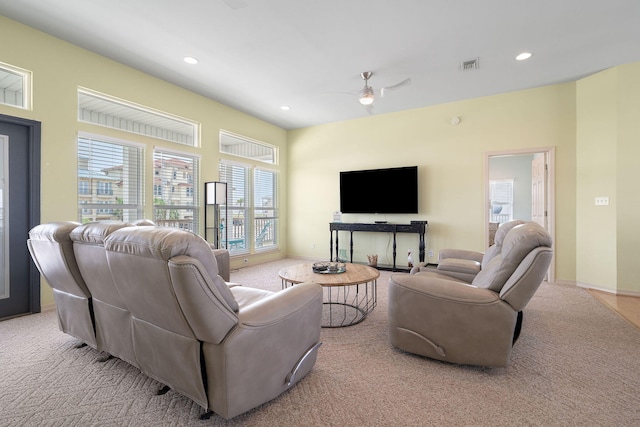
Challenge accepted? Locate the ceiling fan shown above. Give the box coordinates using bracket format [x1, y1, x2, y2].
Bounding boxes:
[358, 71, 412, 108]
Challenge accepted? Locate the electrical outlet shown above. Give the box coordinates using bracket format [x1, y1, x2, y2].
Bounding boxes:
[428, 250, 434, 258]
[595, 196, 609, 206]
[311, 242, 315, 249]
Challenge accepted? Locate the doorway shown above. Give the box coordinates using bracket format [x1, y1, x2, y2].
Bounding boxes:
[484, 147, 555, 283]
[0, 114, 41, 320]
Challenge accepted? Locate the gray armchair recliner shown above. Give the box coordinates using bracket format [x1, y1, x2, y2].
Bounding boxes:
[389, 222, 553, 368]
[411, 219, 525, 282]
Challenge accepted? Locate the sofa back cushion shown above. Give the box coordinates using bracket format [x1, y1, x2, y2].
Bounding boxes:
[106, 226, 238, 312]
[472, 222, 552, 293]
[481, 220, 525, 269]
[27, 221, 97, 348]
[70, 221, 138, 364]
[70, 221, 134, 306]
[28, 221, 89, 297]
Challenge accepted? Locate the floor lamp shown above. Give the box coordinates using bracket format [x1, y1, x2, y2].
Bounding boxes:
[205, 181, 227, 249]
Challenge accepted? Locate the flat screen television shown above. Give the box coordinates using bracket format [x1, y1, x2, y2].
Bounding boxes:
[340, 166, 419, 214]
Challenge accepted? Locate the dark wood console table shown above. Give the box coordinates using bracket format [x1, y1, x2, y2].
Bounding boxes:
[329, 221, 427, 271]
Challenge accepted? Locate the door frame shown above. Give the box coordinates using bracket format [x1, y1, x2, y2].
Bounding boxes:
[484, 146, 555, 284]
[0, 113, 41, 314]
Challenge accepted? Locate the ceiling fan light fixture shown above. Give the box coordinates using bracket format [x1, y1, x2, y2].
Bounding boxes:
[516, 52, 533, 61]
[359, 86, 375, 105]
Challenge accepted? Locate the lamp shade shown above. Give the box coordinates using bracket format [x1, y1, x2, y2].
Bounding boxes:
[206, 181, 227, 205]
[359, 86, 374, 105]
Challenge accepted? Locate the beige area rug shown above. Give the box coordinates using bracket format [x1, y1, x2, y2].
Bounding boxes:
[1, 258, 640, 426]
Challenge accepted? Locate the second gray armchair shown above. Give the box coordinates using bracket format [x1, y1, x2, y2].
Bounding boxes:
[389, 222, 553, 368]
[411, 220, 525, 282]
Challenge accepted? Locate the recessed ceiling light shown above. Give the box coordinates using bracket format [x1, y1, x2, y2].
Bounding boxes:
[515, 52, 532, 61]
[280, 105, 291, 111]
[183, 56, 199, 65]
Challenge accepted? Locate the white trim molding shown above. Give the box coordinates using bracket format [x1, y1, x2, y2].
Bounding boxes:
[576, 281, 640, 297]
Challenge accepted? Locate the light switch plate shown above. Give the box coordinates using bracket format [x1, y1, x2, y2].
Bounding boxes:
[595, 196, 609, 206]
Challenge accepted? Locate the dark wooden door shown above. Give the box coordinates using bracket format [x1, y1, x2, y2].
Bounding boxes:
[0, 114, 41, 320]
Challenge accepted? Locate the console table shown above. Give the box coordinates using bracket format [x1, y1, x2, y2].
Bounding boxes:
[329, 221, 427, 272]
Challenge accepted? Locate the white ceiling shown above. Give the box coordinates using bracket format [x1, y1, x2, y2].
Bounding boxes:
[2, 0, 640, 129]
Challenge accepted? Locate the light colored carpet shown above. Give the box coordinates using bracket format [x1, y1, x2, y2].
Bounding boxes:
[1, 258, 640, 426]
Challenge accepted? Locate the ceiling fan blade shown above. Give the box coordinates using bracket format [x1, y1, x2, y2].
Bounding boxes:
[223, 0, 248, 9]
[322, 91, 357, 96]
[380, 77, 412, 98]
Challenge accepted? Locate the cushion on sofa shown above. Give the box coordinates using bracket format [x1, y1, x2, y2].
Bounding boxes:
[105, 227, 239, 312]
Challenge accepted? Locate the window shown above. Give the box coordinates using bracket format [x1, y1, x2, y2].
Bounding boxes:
[220, 131, 276, 164]
[218, 131, 279, 254]
[153, 149, 199, 232]
[77, 135, 144, 223]
[78, 181, 90, 195]
[97, 181, 113, 196]
[254, 169, 277, 249]
[489, 179, 514, 223]
[219, 162, 278, 253]
[219, 162, 249, 252]
[78, 88, 199, 146]
[0, 62, 31, 110]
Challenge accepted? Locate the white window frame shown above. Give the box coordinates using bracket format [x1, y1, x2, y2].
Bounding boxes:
[253, 168, 278, 251]
[220, 130, 277, 164]
[0, 62, 32, 110]
[77, 132, 145, 223]
[153, 147, 200, 233]
[219, 161, 250, 254]
[78, 88, 200, 147]
[219, 163, 279, 255]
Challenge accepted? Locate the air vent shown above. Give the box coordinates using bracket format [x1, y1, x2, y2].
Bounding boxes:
[460, 58, 479, 71]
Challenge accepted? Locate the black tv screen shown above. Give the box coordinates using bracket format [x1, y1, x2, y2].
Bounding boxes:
[340, 166, 419, 214]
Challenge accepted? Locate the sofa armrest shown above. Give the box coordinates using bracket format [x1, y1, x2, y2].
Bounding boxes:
[438, 248, 484, 263]
[239, 282, 322, 326]
[203, 282, 323, 418]
[391, 273, 497, 302]
[436, 258, 481, 282]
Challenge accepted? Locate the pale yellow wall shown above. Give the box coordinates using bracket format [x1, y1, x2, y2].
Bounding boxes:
[576, 69, 619, 291]
[288, 84, 577, 282]
[0, 16, 288, 306]
[575, 63, 640, 294]
[616, 63, 640, 293]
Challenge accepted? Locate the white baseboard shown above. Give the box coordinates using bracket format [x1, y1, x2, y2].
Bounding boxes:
[576, 281, 640, 297]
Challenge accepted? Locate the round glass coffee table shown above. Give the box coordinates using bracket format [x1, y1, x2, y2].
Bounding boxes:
[279, 263, 379, 328]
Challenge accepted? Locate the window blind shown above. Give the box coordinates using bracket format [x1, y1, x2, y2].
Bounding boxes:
[153, 149, 199, 232]
[77, 136, 144, 223]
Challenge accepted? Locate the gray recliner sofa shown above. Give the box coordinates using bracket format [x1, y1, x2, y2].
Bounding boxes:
[28, 222, 323, 420]
[389, 222, 553, 368]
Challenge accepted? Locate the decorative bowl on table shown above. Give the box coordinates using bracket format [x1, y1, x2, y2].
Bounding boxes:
[312, 262, 346, 274]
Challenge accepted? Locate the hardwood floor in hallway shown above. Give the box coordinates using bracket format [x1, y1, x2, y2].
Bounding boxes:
[588, 289, 640, 330]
